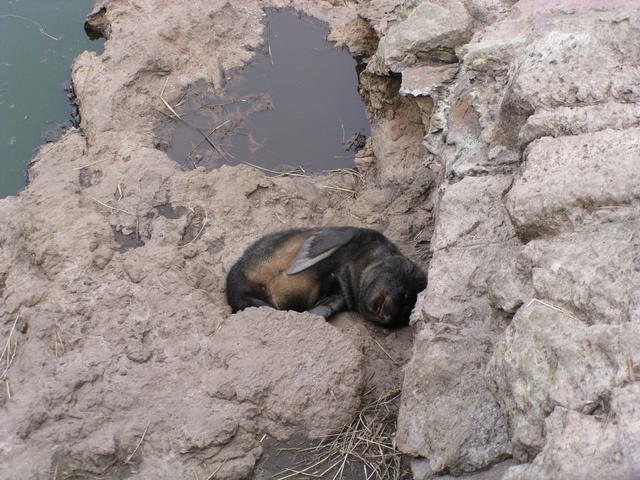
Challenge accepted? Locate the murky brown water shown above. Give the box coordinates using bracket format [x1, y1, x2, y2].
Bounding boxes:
[163, 8, 370, 173]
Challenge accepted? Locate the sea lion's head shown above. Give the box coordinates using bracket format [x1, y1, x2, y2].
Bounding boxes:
[358, 256, 427, 328]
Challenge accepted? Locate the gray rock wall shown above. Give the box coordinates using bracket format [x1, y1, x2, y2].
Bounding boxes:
[372, 0, 640, 477]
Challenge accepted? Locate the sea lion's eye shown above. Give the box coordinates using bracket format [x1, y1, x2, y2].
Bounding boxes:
[369, 291, 386, 317]
[258, 284, 267, 293]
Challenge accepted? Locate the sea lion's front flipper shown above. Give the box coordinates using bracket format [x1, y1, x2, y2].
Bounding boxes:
[286, 227, 359, 275]
[308, 294, 346, 319]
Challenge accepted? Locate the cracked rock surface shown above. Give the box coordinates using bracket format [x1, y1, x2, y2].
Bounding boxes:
[394, 0, 640, 478]
[1, 0, 640, 479]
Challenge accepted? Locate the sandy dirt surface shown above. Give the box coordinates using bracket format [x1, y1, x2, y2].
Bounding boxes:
[1, 0, 639, 479]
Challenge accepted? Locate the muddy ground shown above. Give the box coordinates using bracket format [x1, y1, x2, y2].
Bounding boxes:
[1, 1, 640, 479]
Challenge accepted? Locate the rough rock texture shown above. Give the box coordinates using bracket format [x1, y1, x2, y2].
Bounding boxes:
[506, 129, 640, 240]
[392, 0, 640, 477]
[489, 302, 640, 460]
[368, 0, 473, 75]
[2, 0, 640, 478]
[502, 384, 640, 480]
[397, 174, 516, 474]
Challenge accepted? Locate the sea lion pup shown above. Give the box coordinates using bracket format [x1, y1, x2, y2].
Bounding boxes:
[226, 226, 427, 328]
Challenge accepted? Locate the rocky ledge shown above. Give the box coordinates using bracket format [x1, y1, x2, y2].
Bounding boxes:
[0, 1, 639, 479]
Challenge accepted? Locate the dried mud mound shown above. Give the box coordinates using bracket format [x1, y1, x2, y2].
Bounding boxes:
[0, 1, 427, 479]
[1, 0, 640, 479]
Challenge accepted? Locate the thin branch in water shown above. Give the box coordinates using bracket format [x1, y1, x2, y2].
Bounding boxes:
[0, 14, 61, 41]
[174, 88, 190, 108]
[267, 20, 274, 65]
[160, 96, 183, 120]
[158, 78, 185, 120]
[189, 119, 231, 154]
[199, 132, 228, 160]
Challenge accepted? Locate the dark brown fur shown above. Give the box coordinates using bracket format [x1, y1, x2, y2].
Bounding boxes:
[226, 227, 427, 328]
[242, 231, 320, 310]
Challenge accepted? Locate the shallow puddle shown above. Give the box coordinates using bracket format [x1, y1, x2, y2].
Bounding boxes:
[164, 9, 370, 173]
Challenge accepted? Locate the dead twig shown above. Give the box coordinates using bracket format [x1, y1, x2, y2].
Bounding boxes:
[124, 420, 151, 464]
[157, 81, 232, 164]
[89, 196, 134, 216]
[73, 158, 109, 171]
[178, 212, 209, 248]
[189, 119, 231, 155]
[159, 76, 169, 98]
[174, 88, 189, 108]
[526, 298, 581, 322]
[627, 356, 636, 383]
[205, 461, 225, 480]
[323, 167, 362, 178]
[320, 185, 356, 195]
[372, 338, 401, 366]
[1, 330, 18, 379]
[240, 161, 306, 177]
[62, 473, 103, 480]
[0, 14, 61, 40]
[0, 315, 19, 365]
[267, 21, 274, 65]
[158, 78, 184, 121]
[54, 327, 65, 358]
[204, 134, 229, 160]
[160, 96, 183, 120]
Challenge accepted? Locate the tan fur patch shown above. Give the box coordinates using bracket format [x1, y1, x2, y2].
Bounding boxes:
[245, 231, 320, 309]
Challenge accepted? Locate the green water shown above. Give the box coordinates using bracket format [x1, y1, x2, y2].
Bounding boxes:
[0, 0, 103, 198]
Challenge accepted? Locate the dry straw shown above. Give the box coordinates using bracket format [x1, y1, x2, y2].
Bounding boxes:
[274, 389, 407, 480]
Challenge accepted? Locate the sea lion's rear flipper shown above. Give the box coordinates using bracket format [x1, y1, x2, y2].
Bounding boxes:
[286, 227, 359, 275]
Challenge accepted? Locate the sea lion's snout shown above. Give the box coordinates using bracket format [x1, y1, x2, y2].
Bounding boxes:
[359, 256, 427, 328]
[361, 285, 403, 327]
